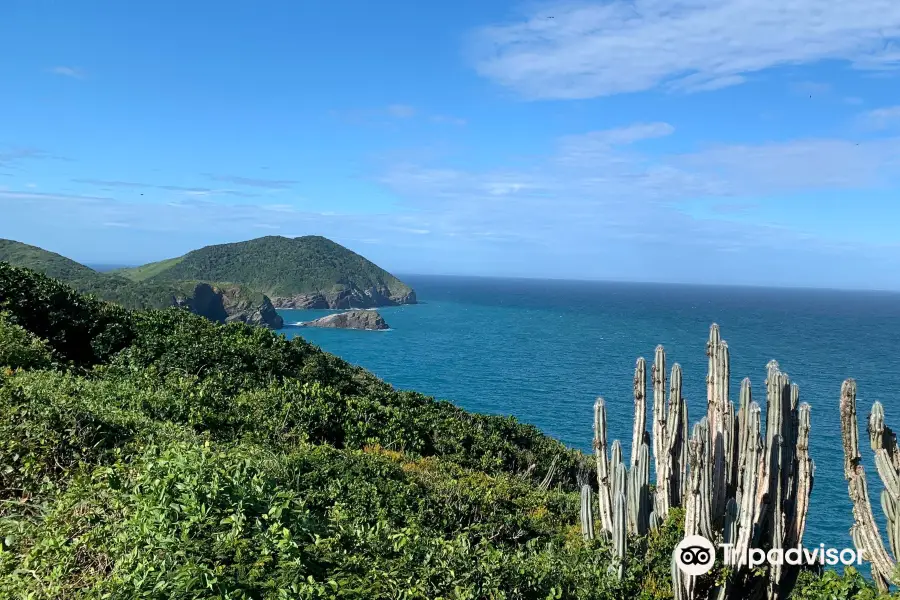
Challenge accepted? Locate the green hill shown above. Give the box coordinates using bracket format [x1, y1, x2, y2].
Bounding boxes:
[0, 239, 282, 328]
[0, 238, 108, 284]
[117, 235, 417, 308]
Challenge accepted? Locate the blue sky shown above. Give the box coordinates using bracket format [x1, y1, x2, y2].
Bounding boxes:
[2, 1, 900, 289]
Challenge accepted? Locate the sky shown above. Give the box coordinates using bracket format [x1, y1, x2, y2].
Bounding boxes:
[2, 0, 900, 290]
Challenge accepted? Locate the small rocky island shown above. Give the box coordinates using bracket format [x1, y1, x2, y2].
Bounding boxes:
[301, 310, 389, 331]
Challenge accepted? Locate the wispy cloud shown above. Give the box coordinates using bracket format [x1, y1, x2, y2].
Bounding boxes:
[0, 147, 48, 169]
[49, 66, 85, 79]
[471, 0, 900, 99]
[431, 115, 468, 126]
[207, 174, 298, 189]
[789, 81, 833, 97]
[378, 122, 900, 256]
[74, 178, 259, 197]
[386, 104, 417, 118]
[331, 105, 467, 127]
[859, 105, 900, 129]
[0, 190, 111, 203]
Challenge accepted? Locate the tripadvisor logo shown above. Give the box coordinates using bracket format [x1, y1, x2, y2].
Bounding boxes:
[673, 535, 866, 576]
[674, 535, 716, 576]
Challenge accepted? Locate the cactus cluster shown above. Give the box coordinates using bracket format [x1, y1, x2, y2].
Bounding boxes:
[840, 379, 900, 591]
[583, 324, 814, 600]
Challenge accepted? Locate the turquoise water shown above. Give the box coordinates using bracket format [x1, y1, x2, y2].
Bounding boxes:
[281, 274, 900, 551]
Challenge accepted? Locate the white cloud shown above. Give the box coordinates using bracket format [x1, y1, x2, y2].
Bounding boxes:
[50, 66, 85, 79]
[471, 0, 900, 99]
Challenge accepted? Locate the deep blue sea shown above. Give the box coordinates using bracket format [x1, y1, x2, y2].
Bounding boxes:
[279, 274, 900, 553]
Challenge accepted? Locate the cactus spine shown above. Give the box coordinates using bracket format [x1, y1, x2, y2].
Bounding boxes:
[840, 379, 897, 591]
[587, 324, 814, 600]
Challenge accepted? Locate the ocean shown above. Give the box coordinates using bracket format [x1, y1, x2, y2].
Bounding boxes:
[279, 274, 900, 551]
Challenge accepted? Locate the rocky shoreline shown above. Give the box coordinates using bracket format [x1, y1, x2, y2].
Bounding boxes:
[272, 287, 416, 310]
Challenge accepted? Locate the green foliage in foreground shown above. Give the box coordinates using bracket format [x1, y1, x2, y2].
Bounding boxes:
[0, 262, 894, 598]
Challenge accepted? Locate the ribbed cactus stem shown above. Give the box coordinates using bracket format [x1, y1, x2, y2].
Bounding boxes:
[652, 345, 669, 517]
[632, 357, 648, 468]
[734, 402, 761, 569]
[593, 397, 614, 533]
[612, 464, 627, 581]
[628, 441, 651, 535]
[686, 418, 713, 541]
[715, 498, 739, 600]
[870, 402, 900, 560]
[667, 363, 689, 508]
[736, 378, 752, 491]
[672, 555, 686, 600]
[613, 456, 626, 511]
[580, 485, 595, 541]
[787, 402, 814, 549]
[706, 324, 730, 524]
[840, 379, 896, 589]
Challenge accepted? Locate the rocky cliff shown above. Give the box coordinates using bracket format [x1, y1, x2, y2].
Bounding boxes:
[272, 287, 416, 310]
[177, 283, 284, 329]
[300, 310, 389, 330]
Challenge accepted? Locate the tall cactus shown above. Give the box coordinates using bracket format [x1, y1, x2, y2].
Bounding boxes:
[593, 398, 614, 533]
[632, 357, 648, 468]
[587, 323, 814, 600]
[580, 485, 595, 541]
[612, 473, 627, 580]
[839, 379, 897, 591]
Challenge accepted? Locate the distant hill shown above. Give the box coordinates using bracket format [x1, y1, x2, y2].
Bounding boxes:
[116, 235, 417, 309]
[0, 239, 282, 328]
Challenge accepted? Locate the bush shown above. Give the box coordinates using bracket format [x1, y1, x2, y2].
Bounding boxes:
[0, 311, 53, 370]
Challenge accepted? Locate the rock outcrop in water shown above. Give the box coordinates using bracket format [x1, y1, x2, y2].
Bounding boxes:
[300, 310, 389, 330]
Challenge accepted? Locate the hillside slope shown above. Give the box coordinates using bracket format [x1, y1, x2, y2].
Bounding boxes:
[0, 264, 878, 599]
[0, 239, 282, 328]
[119, 235, 417, 309]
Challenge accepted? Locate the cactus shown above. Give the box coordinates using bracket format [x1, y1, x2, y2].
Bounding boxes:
[632, 357, 648, 468]
[580, 484, 595, 541]
[593, 398, 614, 533]
[612, 467, 627, 580]
[628, 441, 652, 535]
[652, 345, 669, 515]
[840, 379, 897, 591]
[586, 323, 814, 600]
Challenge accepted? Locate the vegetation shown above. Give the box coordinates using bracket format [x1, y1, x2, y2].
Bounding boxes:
[115, 235, 415, 300]
[0, 240, 278, 326]
[0, 263, 895, 598]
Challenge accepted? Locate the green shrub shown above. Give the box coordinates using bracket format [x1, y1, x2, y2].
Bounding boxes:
[0, 311, 53, 370]
[0, 263, 135, 367]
